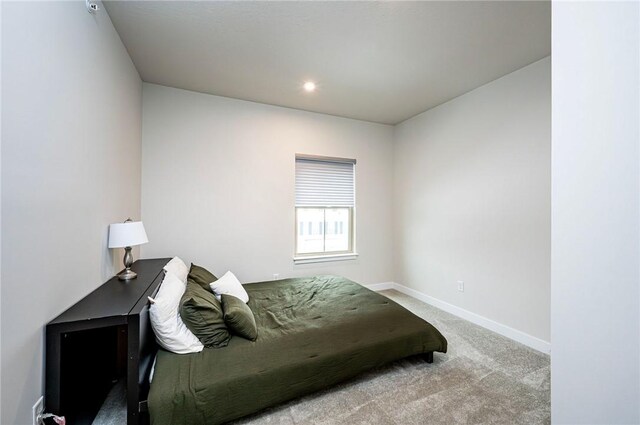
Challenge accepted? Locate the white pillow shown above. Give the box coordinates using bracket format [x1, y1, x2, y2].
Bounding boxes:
[210, 271, 249, 303]
[163, 256, 189, 283]
[149, 272, 203, 354]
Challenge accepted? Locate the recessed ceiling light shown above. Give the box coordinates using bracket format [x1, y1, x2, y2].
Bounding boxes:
[303, 81, 316, 92]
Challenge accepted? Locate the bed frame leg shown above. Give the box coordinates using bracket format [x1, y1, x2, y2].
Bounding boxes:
[424, 352, 434, 364]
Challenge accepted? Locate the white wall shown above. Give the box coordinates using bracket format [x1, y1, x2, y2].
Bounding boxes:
[1, 2, 142, 423]
[551, 2, 639, 424]
[141, 84, 394, 285]
[393, 57, 551, 344]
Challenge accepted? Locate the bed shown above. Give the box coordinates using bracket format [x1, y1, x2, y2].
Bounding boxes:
[148, 275, 447, 425]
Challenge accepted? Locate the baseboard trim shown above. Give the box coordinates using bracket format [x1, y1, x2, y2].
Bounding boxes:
[364, 282, 395, 291]
[367, 281, 551, 355]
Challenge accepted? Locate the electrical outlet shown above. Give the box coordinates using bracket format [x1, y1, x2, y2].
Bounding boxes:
[457, 280, 464, 292]
[32, 396, 44, 425]
[273, 273, 279, 281]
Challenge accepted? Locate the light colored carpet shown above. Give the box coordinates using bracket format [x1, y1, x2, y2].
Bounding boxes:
[231, 289, 550, 425]
[92, 379, 126, 425]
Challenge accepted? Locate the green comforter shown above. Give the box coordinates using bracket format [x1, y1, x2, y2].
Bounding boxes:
[148, 276, 447, 425]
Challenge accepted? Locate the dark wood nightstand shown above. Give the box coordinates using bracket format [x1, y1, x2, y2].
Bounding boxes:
[45, 258, 169, 425]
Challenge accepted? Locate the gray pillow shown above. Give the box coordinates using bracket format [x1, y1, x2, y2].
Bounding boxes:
[188, 263, 218, 292]
[180, 283, 230, 348]
[221, 294, 258, 341]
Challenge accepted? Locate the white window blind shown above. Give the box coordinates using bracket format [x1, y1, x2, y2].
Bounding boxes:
[295, 157, 355, 207]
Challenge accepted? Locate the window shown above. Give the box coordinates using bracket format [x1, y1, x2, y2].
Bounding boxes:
[295, 155, 356, 262]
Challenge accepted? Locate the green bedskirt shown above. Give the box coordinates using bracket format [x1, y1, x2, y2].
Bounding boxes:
[148, 275, 447, 425]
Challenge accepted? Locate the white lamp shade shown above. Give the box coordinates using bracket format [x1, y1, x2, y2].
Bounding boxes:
[108, 221, 149, 248]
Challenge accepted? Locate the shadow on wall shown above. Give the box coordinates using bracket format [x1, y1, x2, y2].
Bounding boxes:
[100, 226, 115, 282]
[14, 330, 44, 424]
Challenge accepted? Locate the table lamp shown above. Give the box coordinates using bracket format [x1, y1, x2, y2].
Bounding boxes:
[108, 219, 149, 280]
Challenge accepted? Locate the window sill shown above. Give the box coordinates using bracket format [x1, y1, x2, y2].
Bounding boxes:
[293, 253, 359, 265]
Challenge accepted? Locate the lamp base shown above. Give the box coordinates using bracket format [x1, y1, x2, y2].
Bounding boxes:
[118, 268, 138, 281]
[118, 246, 137, 281]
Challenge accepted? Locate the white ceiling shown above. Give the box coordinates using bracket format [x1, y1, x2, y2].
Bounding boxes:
[104, 1, 550, 125]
